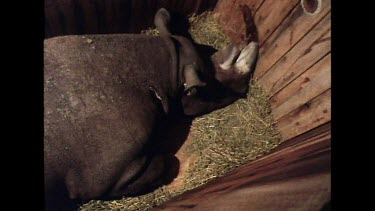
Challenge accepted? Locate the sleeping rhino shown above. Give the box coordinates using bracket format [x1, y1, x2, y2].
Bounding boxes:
[44, 8, 258, 210]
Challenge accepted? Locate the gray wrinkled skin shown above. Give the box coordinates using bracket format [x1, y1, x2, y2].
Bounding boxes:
[44, 8, 259, 211]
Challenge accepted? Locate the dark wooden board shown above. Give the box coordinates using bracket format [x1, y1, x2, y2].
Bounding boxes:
[154, 122, 331, 210]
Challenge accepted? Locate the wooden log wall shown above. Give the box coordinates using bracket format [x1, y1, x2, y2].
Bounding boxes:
[44, 0, 218, 38]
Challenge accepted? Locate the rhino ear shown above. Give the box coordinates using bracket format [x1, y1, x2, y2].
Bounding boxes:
[154, 8, 171, 36]
[183, 63, 206, 95]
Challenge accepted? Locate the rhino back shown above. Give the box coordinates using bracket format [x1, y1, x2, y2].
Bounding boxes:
[44, 34, 173, 199]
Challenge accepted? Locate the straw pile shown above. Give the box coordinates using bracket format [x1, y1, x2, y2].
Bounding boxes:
[80, 11, 281, 211]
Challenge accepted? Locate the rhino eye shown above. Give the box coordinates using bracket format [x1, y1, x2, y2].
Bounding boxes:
[185, 87, 198, 96]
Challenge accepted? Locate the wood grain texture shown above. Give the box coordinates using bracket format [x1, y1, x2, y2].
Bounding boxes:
[154, 123, 331, 210]
[255, 0, 300, 46]
[254, 0, 331, 79]
[44, 0, 218, 38]
[81, 0, 99, 33]
[45, 1, 64, 36]
[214, 0, 265, 19]
[271, 53, 331, 120]
[183, 173, 330, 211]
[56, 0, 78, 35]
[214, 0, 265, 45]
[273, 121, 330, 150]
[276, 89, 331, 141]
[257, 12, 331, 96]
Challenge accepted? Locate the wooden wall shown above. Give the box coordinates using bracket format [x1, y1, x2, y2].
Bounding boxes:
[44, 0, 218, 38]
[215, 0, 331, 143]
[154, 122, 331, 210]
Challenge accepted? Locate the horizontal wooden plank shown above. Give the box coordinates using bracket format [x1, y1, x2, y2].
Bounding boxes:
[154, 125, 330, 210]
[257, 12, 331, 95]
[270, 53, 331, 109]
[255, 0, 300, 46]
[55, 1, 77, 35]
[277, 89, 331, 141]
[271, 53, 331, 120]
[178, 172, 330, 210]
[273, 121, 331, 151]
[82, 0, 100, 33]
[254, 0, 331, 78]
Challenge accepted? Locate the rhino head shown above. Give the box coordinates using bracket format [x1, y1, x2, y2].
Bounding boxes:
[154, 8, 259, 117]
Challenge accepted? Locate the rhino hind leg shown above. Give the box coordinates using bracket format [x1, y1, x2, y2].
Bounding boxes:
[154, 8, 171, 36]
[107, 154, 179, 198]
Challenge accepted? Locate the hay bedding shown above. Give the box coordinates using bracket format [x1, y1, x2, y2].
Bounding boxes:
[80, 12, 281, 211]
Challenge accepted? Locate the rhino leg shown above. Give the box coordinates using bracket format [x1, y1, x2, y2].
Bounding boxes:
[105, 154, 179, 198]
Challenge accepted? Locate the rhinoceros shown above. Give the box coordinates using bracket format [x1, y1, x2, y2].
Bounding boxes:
[44, 8, 258, 210]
